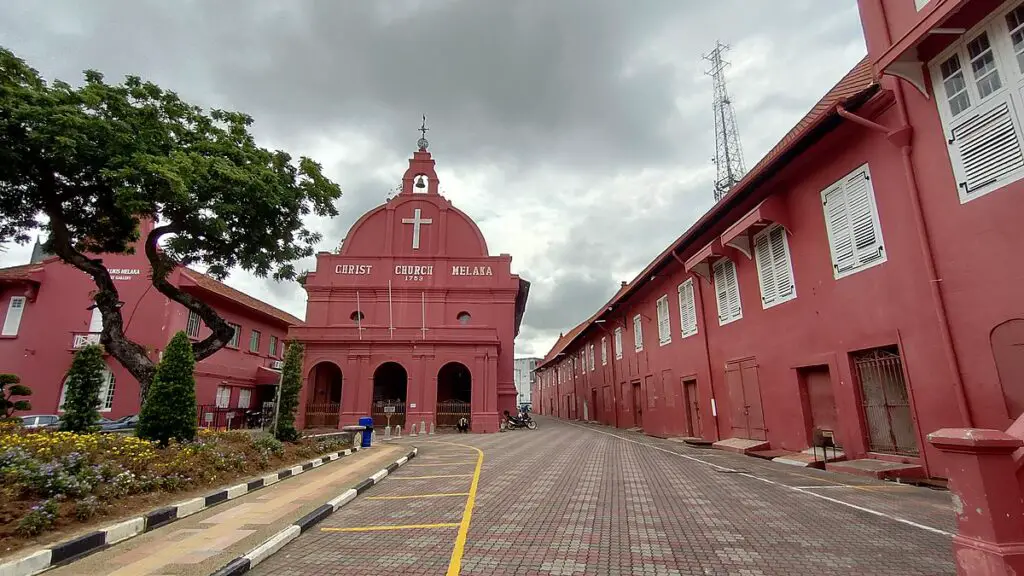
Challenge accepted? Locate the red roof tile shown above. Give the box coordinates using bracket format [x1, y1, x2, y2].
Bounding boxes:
[181, 268, 303, 327]
[547, 57, 877, 357]
[0, 263, 43, 282]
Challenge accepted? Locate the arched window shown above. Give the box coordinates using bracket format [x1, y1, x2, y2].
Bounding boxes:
[457, 311, 471, 325]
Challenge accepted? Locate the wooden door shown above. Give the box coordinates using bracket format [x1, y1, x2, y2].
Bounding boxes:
[621, 381, 633, 427]
[801, 366, 837, 439]
[740, 359, 766, 440]
[632, 381, 643, 428]
[683, 378, 700, 438]
[591, 389, 599, 423]
[725, 362, 747, 438]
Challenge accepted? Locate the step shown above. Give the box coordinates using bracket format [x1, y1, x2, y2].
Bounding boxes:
[801, 447, 847, 462]
[773, 453, 828, 468]
[712, 437, 770, 455]
[748, 449, 795, 461]
[827, 458, 925, 480]
[667, 436, 715, 448]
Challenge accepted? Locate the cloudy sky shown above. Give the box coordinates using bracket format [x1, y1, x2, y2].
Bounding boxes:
[0, 0, 866, 358]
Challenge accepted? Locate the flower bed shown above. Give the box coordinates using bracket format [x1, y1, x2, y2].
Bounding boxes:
[0, 423, 353, 557]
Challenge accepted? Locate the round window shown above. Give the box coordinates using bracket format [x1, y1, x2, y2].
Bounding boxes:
[456, 312, 471, 325]
[350, 311, 365, 322]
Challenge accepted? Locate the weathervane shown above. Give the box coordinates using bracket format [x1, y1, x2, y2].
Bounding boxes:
[417, 114, 430, 151]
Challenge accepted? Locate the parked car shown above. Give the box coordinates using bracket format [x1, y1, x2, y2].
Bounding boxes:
[99, 414, 138, 433]
[20, 415, 60, 429]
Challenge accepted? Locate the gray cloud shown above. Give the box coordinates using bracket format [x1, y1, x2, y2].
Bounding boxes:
[0, 0, 867, 357]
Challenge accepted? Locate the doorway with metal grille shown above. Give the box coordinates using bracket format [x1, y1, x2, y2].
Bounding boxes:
[853, 346, 918, 456]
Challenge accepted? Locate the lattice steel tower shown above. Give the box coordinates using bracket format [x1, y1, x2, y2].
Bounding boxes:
[704, 41, 746, 202]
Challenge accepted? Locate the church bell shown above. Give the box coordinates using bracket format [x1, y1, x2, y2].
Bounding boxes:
[415, 175, 426, 189]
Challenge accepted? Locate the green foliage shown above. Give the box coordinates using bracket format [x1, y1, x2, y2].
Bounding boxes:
[59, 345, 106, 433]
[1, 373, 31, 419]
[137, 332, 197, 445]
[274, 341, 304, 442]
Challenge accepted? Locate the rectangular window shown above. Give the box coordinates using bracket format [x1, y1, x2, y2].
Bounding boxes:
[269, 335, 278, 357]
[588, 343, 595, 371]
[754, 224, 797, 308]
[216, 386, 231, 408]
[677, 279, 698, 338]
[59, 370, 115, 412]
[713, 258, 742, 325]
[656, 295, 671, 345]
[633, 314, 644, 351]
[821, 164, 887, 278]
[186, 310, 201, 339]
[249, 329, 261, 353]
[2, 296, 26, 336]
[601, 337, 608, 366]
[930, 6, 1024, 201]
[227, 323, 241, 348]
[238, 388, 252, 409]
[614, 327, 623, 359]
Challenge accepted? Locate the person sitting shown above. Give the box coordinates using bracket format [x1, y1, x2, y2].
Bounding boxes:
[456, 417, 469, 433]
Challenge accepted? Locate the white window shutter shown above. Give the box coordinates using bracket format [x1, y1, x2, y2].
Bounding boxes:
[948, 96, 1024, 195]
[633, 314, 643, 351]
[614, 328, 623, 359]
[677, 280, 697, 337]
[656, 296, 671, 344]
[768, 226, 794, 299]
[754, 233, 777, 304]
[88, 307, 103, 333]
[845, 171, 884, 265]
[713, 262, 729, 321]
[724, 260, 741, 319]
[2, 297, 26, 336]
[823, 183, 856, 274]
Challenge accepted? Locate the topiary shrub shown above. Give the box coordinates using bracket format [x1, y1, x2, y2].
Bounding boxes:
[137, 331, 198, 446]
[59, 344, 106, 433]
[274, 340, 304, 442]
[1, 373, 32, 421]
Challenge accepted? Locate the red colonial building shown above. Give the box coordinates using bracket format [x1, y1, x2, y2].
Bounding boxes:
[291, 137, 529, 433]
[534, 0, 1024, 480]
[0, 221, 299, 421]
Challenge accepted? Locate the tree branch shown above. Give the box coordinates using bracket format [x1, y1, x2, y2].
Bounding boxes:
[144, 224, 235, 362]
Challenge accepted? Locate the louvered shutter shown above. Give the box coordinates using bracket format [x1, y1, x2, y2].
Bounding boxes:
[769, 226, 794, 299]
[823, 183, 856, 274]
[947, 95, 1024, 195]
[754, 233, 777, 304]
[678, 280, 697, 337]
[633, 315, 643, 350]
[713, 262, 729, 321]
[844, 171, 883, 265]
[724, 260, 741, 319]
[657, 297, 670, 343]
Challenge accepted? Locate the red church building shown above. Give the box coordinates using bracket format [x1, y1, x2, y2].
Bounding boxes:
[0, 223, 299, 421]
[291, 135, 529, 433]
[534, 0, 1024, 480]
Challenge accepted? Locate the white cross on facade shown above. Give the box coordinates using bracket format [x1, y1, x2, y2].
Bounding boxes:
[401, 208, 433, 250]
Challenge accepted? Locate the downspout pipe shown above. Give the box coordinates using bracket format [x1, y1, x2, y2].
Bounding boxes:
[836, 102, 974, 428]
[671, 251, 721, 441]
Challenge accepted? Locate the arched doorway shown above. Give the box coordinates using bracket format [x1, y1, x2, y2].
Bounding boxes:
[436, 362, 472, 428]
[993, 319, 1024, 419]
[305, 362, 342, 428]
[372, 362, 408, 428]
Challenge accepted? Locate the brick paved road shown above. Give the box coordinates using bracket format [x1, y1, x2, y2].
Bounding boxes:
[252, 417, 955, 575]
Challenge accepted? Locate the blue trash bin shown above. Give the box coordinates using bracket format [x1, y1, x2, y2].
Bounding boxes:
[358, 416, 374, 448]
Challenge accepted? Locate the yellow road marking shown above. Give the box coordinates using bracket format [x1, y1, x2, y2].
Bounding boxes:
[391, 474, 473, 480]
[433, 442, 484, 576]
[321, 523, 460, 532]
[406, 463, 474, 467]
[367, 492, 470, 500]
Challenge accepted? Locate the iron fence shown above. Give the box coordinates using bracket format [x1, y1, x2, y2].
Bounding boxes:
[371, 400, 406, 428]
[436, 399, 471, 428]
[853, 347, 919, 456]
[304, 402, 341, 429]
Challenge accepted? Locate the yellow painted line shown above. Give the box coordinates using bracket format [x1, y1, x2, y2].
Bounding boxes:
[367, 492, 470, 500]
[390, 474, 473, 480]
[436, 442, 484, 576]
[406, 463, 474, 467]
[321, 523, 460, 532]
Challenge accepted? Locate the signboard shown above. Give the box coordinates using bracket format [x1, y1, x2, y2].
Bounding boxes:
[383, 406, 396, 414]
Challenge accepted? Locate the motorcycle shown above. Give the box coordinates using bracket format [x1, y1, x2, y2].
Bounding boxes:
[502, 410, 537, 431]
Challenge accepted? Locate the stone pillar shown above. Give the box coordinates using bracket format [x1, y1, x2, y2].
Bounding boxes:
[927, 428, 1024, 576]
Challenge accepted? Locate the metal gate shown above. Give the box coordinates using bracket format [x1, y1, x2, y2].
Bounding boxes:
[853, 347, 919, 456]
[372, 400, 406, 428]
[436, 399, 470, 428]
[304, 402, 340, 429]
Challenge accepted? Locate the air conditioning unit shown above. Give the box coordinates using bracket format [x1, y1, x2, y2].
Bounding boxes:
[271, 360, 284, 370]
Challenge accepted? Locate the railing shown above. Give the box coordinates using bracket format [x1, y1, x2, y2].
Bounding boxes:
[72, 332, 101, 349]
[436, 399, 471, 428]
[371, 400, 406, 428]
[304, 402, 340, 429]
[197, 405, 264, 430]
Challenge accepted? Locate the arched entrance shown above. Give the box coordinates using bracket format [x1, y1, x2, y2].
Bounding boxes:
[305, 362, 342, 428]
[993, 318, 1024, 419]
[372, 362, 408, 428]
[436, 362, 472, 428]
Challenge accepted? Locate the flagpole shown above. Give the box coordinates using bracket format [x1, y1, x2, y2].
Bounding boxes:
[356, 290, 362, 341]
[421, 291, 426, 340]
[388, 280, 394, 339]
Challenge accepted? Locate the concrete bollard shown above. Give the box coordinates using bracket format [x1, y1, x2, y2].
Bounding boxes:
[410, 423, 418, 437]
[395, 425, 402, 439]
[420, 420, 426, 436]
[384, 425, 392, 441]
[429, 422, 435, 435]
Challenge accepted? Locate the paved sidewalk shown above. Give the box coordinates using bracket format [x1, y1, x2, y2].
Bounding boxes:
[47, 444, 401, 576]
[250, 417, 955, 575]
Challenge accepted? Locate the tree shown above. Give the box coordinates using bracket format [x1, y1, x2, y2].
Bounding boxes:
[137, 331, 197, 445]
[1, 373, 31, 420]
[0, 47, 342, 401]
[59, 344, 106, 433]
[274, 340, 304, 442]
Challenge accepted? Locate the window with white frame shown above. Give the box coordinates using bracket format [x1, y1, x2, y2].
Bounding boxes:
[249, 329, 261, 353]
[588, 343, 595, 371]
[916, 0, 932, 10]
[601, 337, 608, 365]
[59, 370, 116, 412]
[269, 335, 278, 357]
[677, 279, 698, 338]
[821, 164, 887, 278]
[2, 296, 26, 336]
[614, 327, 623, 359]
[656, 295, 671, 345]
[238, 388, 252, 408]
[633, 314, 644, 351]
[186, 310, 201, 339]
[227, 323, 241, 348]
[216, 385, 231, 408]
[930, 4, 1024, 201]
[713, 258, 742, 325]
[753, 224, 797, 308]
